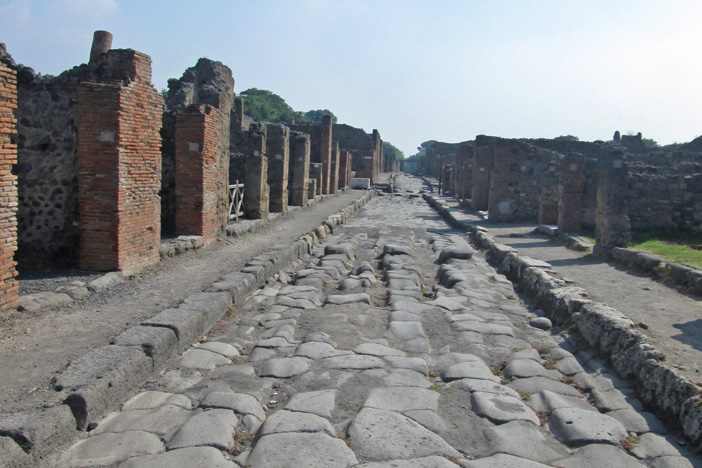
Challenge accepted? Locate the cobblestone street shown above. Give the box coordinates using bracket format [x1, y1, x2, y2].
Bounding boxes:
[55, 175, 701, 468]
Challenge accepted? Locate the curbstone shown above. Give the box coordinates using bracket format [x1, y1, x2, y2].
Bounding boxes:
[208, 272, 257, 303]
[54, 346, 153, 431]
[142, 309, 206, 353]
[180, 292, 232, 329]
[111, 325, 179, 371]
[87, 272, 125, 293]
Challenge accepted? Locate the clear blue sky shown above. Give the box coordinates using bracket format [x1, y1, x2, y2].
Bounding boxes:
[1, 0, 701, 155]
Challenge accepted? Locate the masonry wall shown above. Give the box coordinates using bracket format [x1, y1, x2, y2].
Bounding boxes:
[456, 144, 473, 200]
[267, 123, 290, 213]
[77, 50, 162, 274]
[288, 132, 310, 206]
[0, 59, 19, 308]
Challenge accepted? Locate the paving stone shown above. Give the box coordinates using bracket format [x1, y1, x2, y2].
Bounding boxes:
[59, 431, 164, 467]
[341, 277, 371, 290]
[356, 455, 460, 467]
[426, 296, 466, 311]
[92, 405, 193, 440]
[322, 354, 386, 370]
[453, 321, 515, 336]
[17, 291, 73, 312]
[325, 293, 372, 305]
[383, 243, 414, 256]
[354, 343, 406, 357]
[364, 386, 439, 412]
[447, 378, 520, 398]
[122, 391, 192, 411]
[247, 347, 278, 361]
[503, 359, 561, 380]
[178, 348, 232, 370]
[161, 369, 203, 393]
[647, 456, 695, 468]
[258, 409, 336, 437]
[389, 300, 432, 314]
[119, 446, 239, 468]
[446, 312, 486, 323]
[471, 391, 540, 425]
[441, 361, 499, 382]
[246, 432, 358, 468]
[0, 436, 31, 468]
[384, 356, 429, 375]
[607, 408, 667, 434]
[388, 321, 426, 340]
[508, 377, 583, 397]
[554, 357, 585, 376]
[167, 409, 238, 451]
[548, 407, 628, 446]
[284, 389, 337, 418]
[260, 357, 310, 378]
[483, 420, 571, 463]
[551, 443, 646, 467]
[295, 341, 351, 359]
[383, 368, 432, 388]
[507, 348, 542, 363]
[630, 432, 684, 459]
[304, 331, 337, 345]
[200, 391, 266, 420]
[276, 296, 319, 309]
[527, 390, 595, 414]
[194, 341, 240, 358]
[529, 317, 552, 330]
[255, 336, 293, 348]
[295, 277, 325, 289]
[458, 453, 553, 467]
[347, 408, 461, 461]
[432, 352, 484, 371]
[402, 337, 431, 353]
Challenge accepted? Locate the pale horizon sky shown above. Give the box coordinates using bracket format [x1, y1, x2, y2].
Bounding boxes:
[1, 0, 701, 156]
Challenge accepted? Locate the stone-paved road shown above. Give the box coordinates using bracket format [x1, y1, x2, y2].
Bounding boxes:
[55, 175, 701, 467]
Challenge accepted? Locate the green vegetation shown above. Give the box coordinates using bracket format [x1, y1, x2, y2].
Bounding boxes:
[238, 88, 339, 125]
[383, 141, 404, 160]
[629, 230, 702, 268]
[554, 135, 579, 141]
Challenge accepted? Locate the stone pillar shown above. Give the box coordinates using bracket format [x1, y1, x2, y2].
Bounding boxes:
[266, 124, 289, 213]
[174, 105, 222, 244]
[77, 50, 162, 274]
[471, 145, 490, 211]
[372, 129, 381, 181]
[320, 115, 332, 194]
[308, 179, 317, 201]
[441, 165, 455, 196]
[0, 60, 18, 309]
[538, 158, 561, 226]
[487, 139, 520, 222]
[288, 132, 310, 206]
[456, 144, 473, 200]
[338, 150, 350, 189]
[89, 30, 113, 63]
[232, 97, 244, 131]
[330, 141, 340, 194]
[595, 150, 631, 254]
[309, 163, 323, 196]
[557, 153, 586, 234]
[243, 136, 269, 219]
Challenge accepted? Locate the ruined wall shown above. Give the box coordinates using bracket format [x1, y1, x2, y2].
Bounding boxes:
[163, 58, 233, 237]
[0, 55, 19, 308]
[230, 123, 269, 219]
[267, 123, 290, 213]
[77, 49, 163, 274]
[288, 131, 310, 206]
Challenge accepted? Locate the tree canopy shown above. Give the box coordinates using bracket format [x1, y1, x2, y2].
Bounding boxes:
[239, 88, 337, 125]
[383, 141, 404, 160]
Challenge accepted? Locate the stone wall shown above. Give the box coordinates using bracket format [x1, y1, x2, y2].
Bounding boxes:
[288, 132, 310, 206]
[266, 123, 290, 213]
[0, 56, 18, 308]
[77, 49, 163, 274]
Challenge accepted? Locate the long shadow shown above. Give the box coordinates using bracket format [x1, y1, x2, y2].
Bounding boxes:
[672, 319, 702, 351]
[501, 241, 559, 249]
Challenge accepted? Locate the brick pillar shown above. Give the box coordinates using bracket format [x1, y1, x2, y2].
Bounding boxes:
[441, 165, 456, 196]
[174, 105, 222, 244]
[558, 153, 586, 234]
[595, 150, 631, 254]
[487, 139, 520, 222]
[320, 115, 332, 194]
[471, 145, 490, 211]
[309, 163, 323, 196]
[267, 124, 289, 213]
[456, 144, 473, 200]
[77, 50, 162, 274]
[307, 179, 317, 201]
[0, 62, 18, 309]
[289, 133, 310, 206]
[330, 141, 340, 194]
[243, 137, 269, 219]
[339, 150, 350, 189]
[538, 159, 561, 225]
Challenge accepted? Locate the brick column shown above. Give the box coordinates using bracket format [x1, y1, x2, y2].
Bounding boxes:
[441, 165, 455, 196]
[0, 62, 18, 309]
[456, 144, 473, 200]
[538, 159, 561, 225]
[174, 105, 222, 244]
[471, 145, 490, 211]
[288, 133, 310, 206]
[77, 51, 162, 274]
[595, 150, 631, 254]
[330, 141, 340, 194]
[243, 137, 269, 219]
[487, 139, 520, 222]
[320, 115, 332, 194]
[309, 163, 323, 196]
[338, 150, 350, 189]
[307, 179, 317, 201]
[267, 124, 289, 214]
[557, 153, 586, 234]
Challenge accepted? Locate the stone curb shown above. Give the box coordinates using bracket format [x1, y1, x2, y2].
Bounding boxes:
[423, 192, 702, 449]
[0, 190, 377, 467]
[611, 247, 702, 296]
